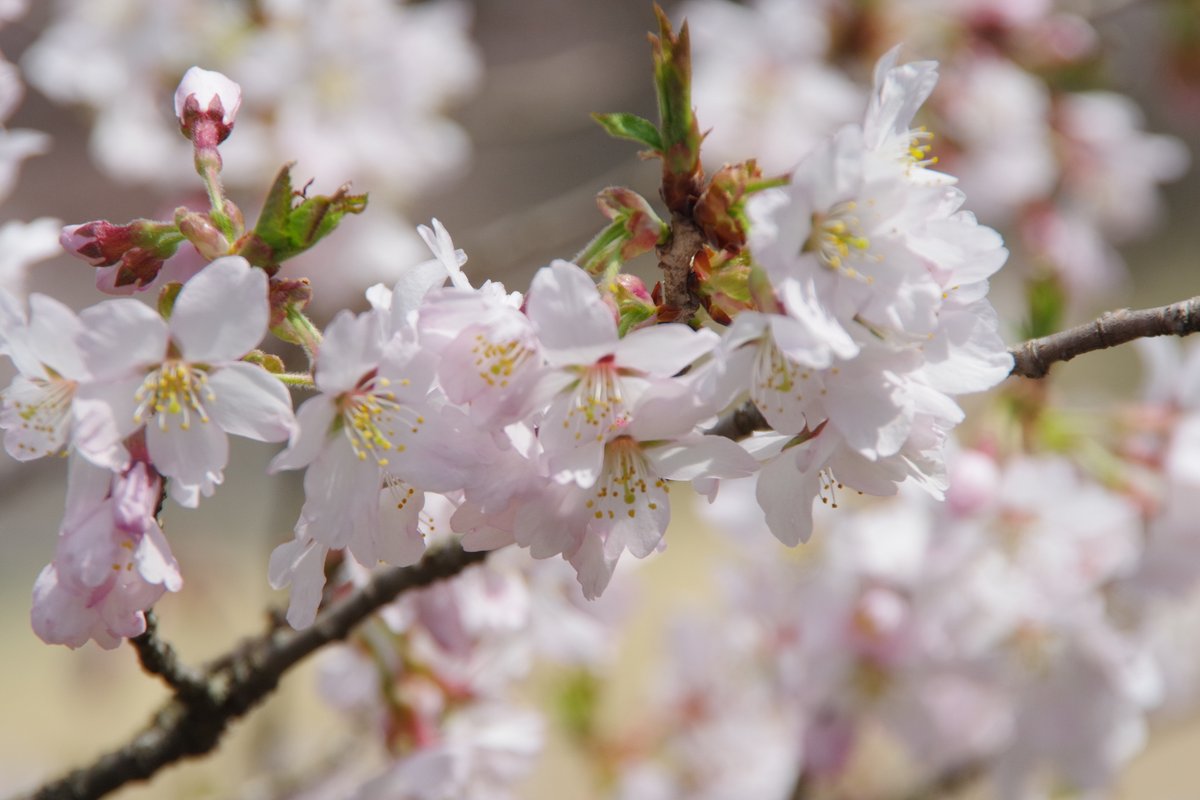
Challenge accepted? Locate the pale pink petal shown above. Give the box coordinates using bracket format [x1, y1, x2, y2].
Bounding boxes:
[300, 440, 379, 549]
[389, 259, 452, 322]
[756, 448, 823, 546]
[646, 435, 758, 482]
[315, 309, 384, 394]
[28, 294, 86, 378]
[270, 396, 339, 472]
[72, 377, 144, 469]
[372, 482, 428, 566]
[567, 532, 619, 600]
[31, 565, 98, 649]
[550, 440, 606, 488]
[110, 462, 158, 534]
[268, 537, 329, 630]
[526, 260, 616, 365]
[824, 365, 913, 459]
[206, 362, 295, 442]
[78, 299, 167, 378]
[58, 501, 124, 588]
[146, 417, 228, 506]
[171, 256, 268, 362]
[613, 324, 719, 376]
[1, 374, 71, 460]
[135, 526, 183, 592]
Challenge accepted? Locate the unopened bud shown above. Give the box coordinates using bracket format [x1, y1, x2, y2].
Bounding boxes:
[174, 66, 242, 146]
[605, 273, 657, 335]
[60, 219, 183, 290]
[175, 208, 230, 261]
[268, 277, 315, 334]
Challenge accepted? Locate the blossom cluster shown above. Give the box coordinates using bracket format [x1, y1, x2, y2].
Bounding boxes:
[3, 42, 1011, 658]
[684, 0, 1190, 306]
[592, 329, 1200, 800]
[5, 4, 1199, 799]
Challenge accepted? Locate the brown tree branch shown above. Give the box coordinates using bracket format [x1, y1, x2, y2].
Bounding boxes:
[705, 399, 767, 440]
[16, 543, 488, 800]
[1008, 295, 1200, 378]
[656, 209, 705, 321]
[128, 610, 208, 697]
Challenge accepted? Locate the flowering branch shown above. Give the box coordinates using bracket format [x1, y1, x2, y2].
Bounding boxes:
[1009, 295, 1200, 378]
[16, 543, 488, 800]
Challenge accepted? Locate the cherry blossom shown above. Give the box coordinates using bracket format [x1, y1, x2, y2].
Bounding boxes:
[0, 291, 89, 460]
[31, 456, 180, 649]
[524, 259, 720, 485]
[72, 255, 295, 505]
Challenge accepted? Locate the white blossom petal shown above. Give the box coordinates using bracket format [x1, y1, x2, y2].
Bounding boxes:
[170, 256, 267, 362]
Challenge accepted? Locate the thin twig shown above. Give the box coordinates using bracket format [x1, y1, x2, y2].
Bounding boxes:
[1008, 295, 1200, 379]
[17, 543, 488, 800]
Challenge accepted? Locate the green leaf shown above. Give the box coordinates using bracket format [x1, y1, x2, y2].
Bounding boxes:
[238, 163, 367, 273]
[591, 112, 663, 153]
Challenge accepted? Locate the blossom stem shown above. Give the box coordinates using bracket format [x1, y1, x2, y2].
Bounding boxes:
[275, 372, 316, 389]
[193, 144, 234, 240]
[283, 306, 324, 363]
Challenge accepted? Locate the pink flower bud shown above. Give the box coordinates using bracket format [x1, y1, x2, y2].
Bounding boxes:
[174, 66, 242, 145]
[60, 221, 130, 266]
[60, 218, 184, 291]
[174, 208, 229, 261]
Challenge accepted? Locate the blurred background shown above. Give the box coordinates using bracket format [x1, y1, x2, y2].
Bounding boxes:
[3, 0, 1200, 797]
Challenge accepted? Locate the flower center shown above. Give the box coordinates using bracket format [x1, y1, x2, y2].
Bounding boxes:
[134, 360, 213, 431]
[564, 362, 629, 445]
[585, 437, 665, 521]
[818, 467, 843, 509]
[905, 126, 938, 170]
[752, 337, 814, 418]
[806, 201, 875, 283]
[339, 374, 416, 467]
[471, 332, 535, 389]
[5, 374, 77, 456]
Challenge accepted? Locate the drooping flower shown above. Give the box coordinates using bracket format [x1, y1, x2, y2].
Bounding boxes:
[31, 455, 181, 649]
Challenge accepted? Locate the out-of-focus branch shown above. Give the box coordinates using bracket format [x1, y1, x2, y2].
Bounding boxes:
[786, 760, 982, 800]
[705, 400, 767, 440]
[16, 543, 488, 800]
[899, 761, 984, 800]
[129, 610, 208, 696]
[1008, 295, 1200, 378]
